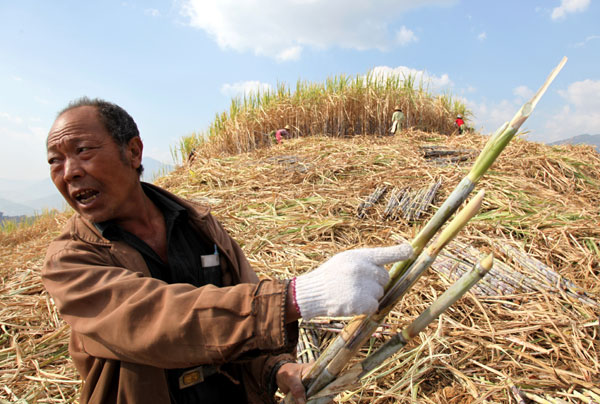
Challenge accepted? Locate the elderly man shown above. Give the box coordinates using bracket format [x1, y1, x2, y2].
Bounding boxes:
[42, 98, 412, 404]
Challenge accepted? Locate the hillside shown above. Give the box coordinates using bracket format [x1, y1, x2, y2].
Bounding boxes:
[550, 133, 600, 152]
[1, 129, 599, 403]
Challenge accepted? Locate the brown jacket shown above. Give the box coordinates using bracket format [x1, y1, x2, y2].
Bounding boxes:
[42, 184, 297, 403]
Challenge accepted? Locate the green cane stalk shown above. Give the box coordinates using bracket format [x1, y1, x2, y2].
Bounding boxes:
[285, 57, 567, 403]
[389, 55, 567, 283]
[308, 253, 494, 404]
[301, 191, 485, 398]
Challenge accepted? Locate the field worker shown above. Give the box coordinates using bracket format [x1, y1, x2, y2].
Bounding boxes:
[275, 124, 291, 144]
[455, 114, 465, 134]
[42, 97, 413, 404]
[390, 106, 405, 135]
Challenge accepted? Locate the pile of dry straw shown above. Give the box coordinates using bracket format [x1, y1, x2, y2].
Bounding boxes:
[1, 129, 598, 403]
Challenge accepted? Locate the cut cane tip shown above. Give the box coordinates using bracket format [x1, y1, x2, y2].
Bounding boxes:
[481, 253, 494, 271]
[463, 188, 485, 215]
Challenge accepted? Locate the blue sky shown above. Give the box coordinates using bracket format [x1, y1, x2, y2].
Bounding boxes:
[1, 0, 598, 181]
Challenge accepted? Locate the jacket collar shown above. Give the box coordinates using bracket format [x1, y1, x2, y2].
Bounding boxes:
[68, 182, 211, 245]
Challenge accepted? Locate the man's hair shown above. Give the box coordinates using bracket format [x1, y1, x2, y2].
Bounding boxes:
[58, 97, 144, 177]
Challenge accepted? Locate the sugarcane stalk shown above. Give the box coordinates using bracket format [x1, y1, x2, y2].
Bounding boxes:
[357, 184, 387, 218]
[285, 57, 567, 403]
[507, 379, 527, 404]
[389, 55, 567, 283]
[299, 191, 485, 398]
[380, 189, 485, 308]
[308, 253, 494, 403]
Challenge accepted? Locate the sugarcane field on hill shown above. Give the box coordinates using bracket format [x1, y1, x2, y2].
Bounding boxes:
[1, 66, 600, 403]
[2, 130, 599, 403]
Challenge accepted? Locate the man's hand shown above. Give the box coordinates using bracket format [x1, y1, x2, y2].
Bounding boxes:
[276, 362, 312, 404]
[292, 243, 413, 320]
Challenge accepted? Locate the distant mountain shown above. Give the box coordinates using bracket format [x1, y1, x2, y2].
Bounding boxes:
[0, 197, 38, 217]
[549, 134, 600, 152]
[0, 156, 175, 217]
[23, 193, 70, 213]
[0, 177, 58, 204]
[141, 157, 175, 182]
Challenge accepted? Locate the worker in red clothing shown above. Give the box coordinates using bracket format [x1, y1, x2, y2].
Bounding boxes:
[275, 125, 291, 144]
[454, 114, 465, 134]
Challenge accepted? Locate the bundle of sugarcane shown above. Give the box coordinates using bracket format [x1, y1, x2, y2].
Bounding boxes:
[397, 187, 414, 218]
[444, 240, 547, 296]
[301, 318, 397, 339]
[265, 155, 310, 173]
[521, 387, 600, 404]
[293, 189, 487, 403]
[296, 324, 321, 364]
[357, 184, 387, 218]
[400, 187, 426, 221]
[421, 145, 477, 165]
[434, 246, 515, 297]
[437, 239, 600, 307]
[383, 186, 421, 221]
[432, 154, 471, 165]
[382, 187, 405, 220]
[502, 243, 599, 307]
[306, 254, 494, 403]
[412, 178, 442, 221]
[283, 57, 568, 403]
[389, 179, 442, 222]
[421, 145, 476, 158]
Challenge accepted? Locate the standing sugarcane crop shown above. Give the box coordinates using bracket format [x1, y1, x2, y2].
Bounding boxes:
[284, 56, 568, 403]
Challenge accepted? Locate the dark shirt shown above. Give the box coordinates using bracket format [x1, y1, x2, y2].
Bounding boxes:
[95, 183, 247, 404]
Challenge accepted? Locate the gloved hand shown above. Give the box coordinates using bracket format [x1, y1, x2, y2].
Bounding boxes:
[293, 243, 413, 319]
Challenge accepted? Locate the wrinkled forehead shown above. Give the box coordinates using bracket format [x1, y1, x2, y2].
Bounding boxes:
[47, 106, 107, 148]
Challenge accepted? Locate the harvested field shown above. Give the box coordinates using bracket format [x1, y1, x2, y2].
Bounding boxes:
[1, 130, 599, 403]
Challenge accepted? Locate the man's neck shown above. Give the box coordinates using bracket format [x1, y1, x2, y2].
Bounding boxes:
[114, 186, 162, 238]
[118, 189, 169, 263]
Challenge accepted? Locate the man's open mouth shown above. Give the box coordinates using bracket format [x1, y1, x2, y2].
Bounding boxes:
[74, 189, 99, 205]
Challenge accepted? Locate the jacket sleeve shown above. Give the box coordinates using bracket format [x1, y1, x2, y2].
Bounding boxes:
[42, 236, 297, 371]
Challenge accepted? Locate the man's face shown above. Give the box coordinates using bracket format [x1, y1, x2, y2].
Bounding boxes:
[47, 106, 143, 223]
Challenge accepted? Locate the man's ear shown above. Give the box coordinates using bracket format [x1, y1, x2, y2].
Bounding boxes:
[127, 136, 144, 170]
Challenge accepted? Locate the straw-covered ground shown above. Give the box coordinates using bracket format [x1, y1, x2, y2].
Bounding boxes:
[1, 130, 599, 403]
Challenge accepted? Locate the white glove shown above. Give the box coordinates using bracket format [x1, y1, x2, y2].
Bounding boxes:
[293, 243, 413, 319]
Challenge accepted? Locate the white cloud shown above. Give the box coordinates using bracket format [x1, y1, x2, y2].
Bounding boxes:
[466, 98, 519, 135]
[369, 65, 452, 91]
[513, 85, 534, 100]
[574, 35, 600, 47]
[181, 0, 456, 60]
[460, 79, 600, 142]
[395, 26, 418, 46]
[221, 80, 274, 98]
[558, 79, 600, 109]
[277, 46, 302, 62]
[477, 32, 487, 41]
[543, 79, 600, 141]
[0, 112, 24, 125]
[145, 8, 160, 17]
[551, 0, 590, 20]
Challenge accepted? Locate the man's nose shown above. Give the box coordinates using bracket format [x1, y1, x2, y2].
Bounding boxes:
[64, 157, 84, 181]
